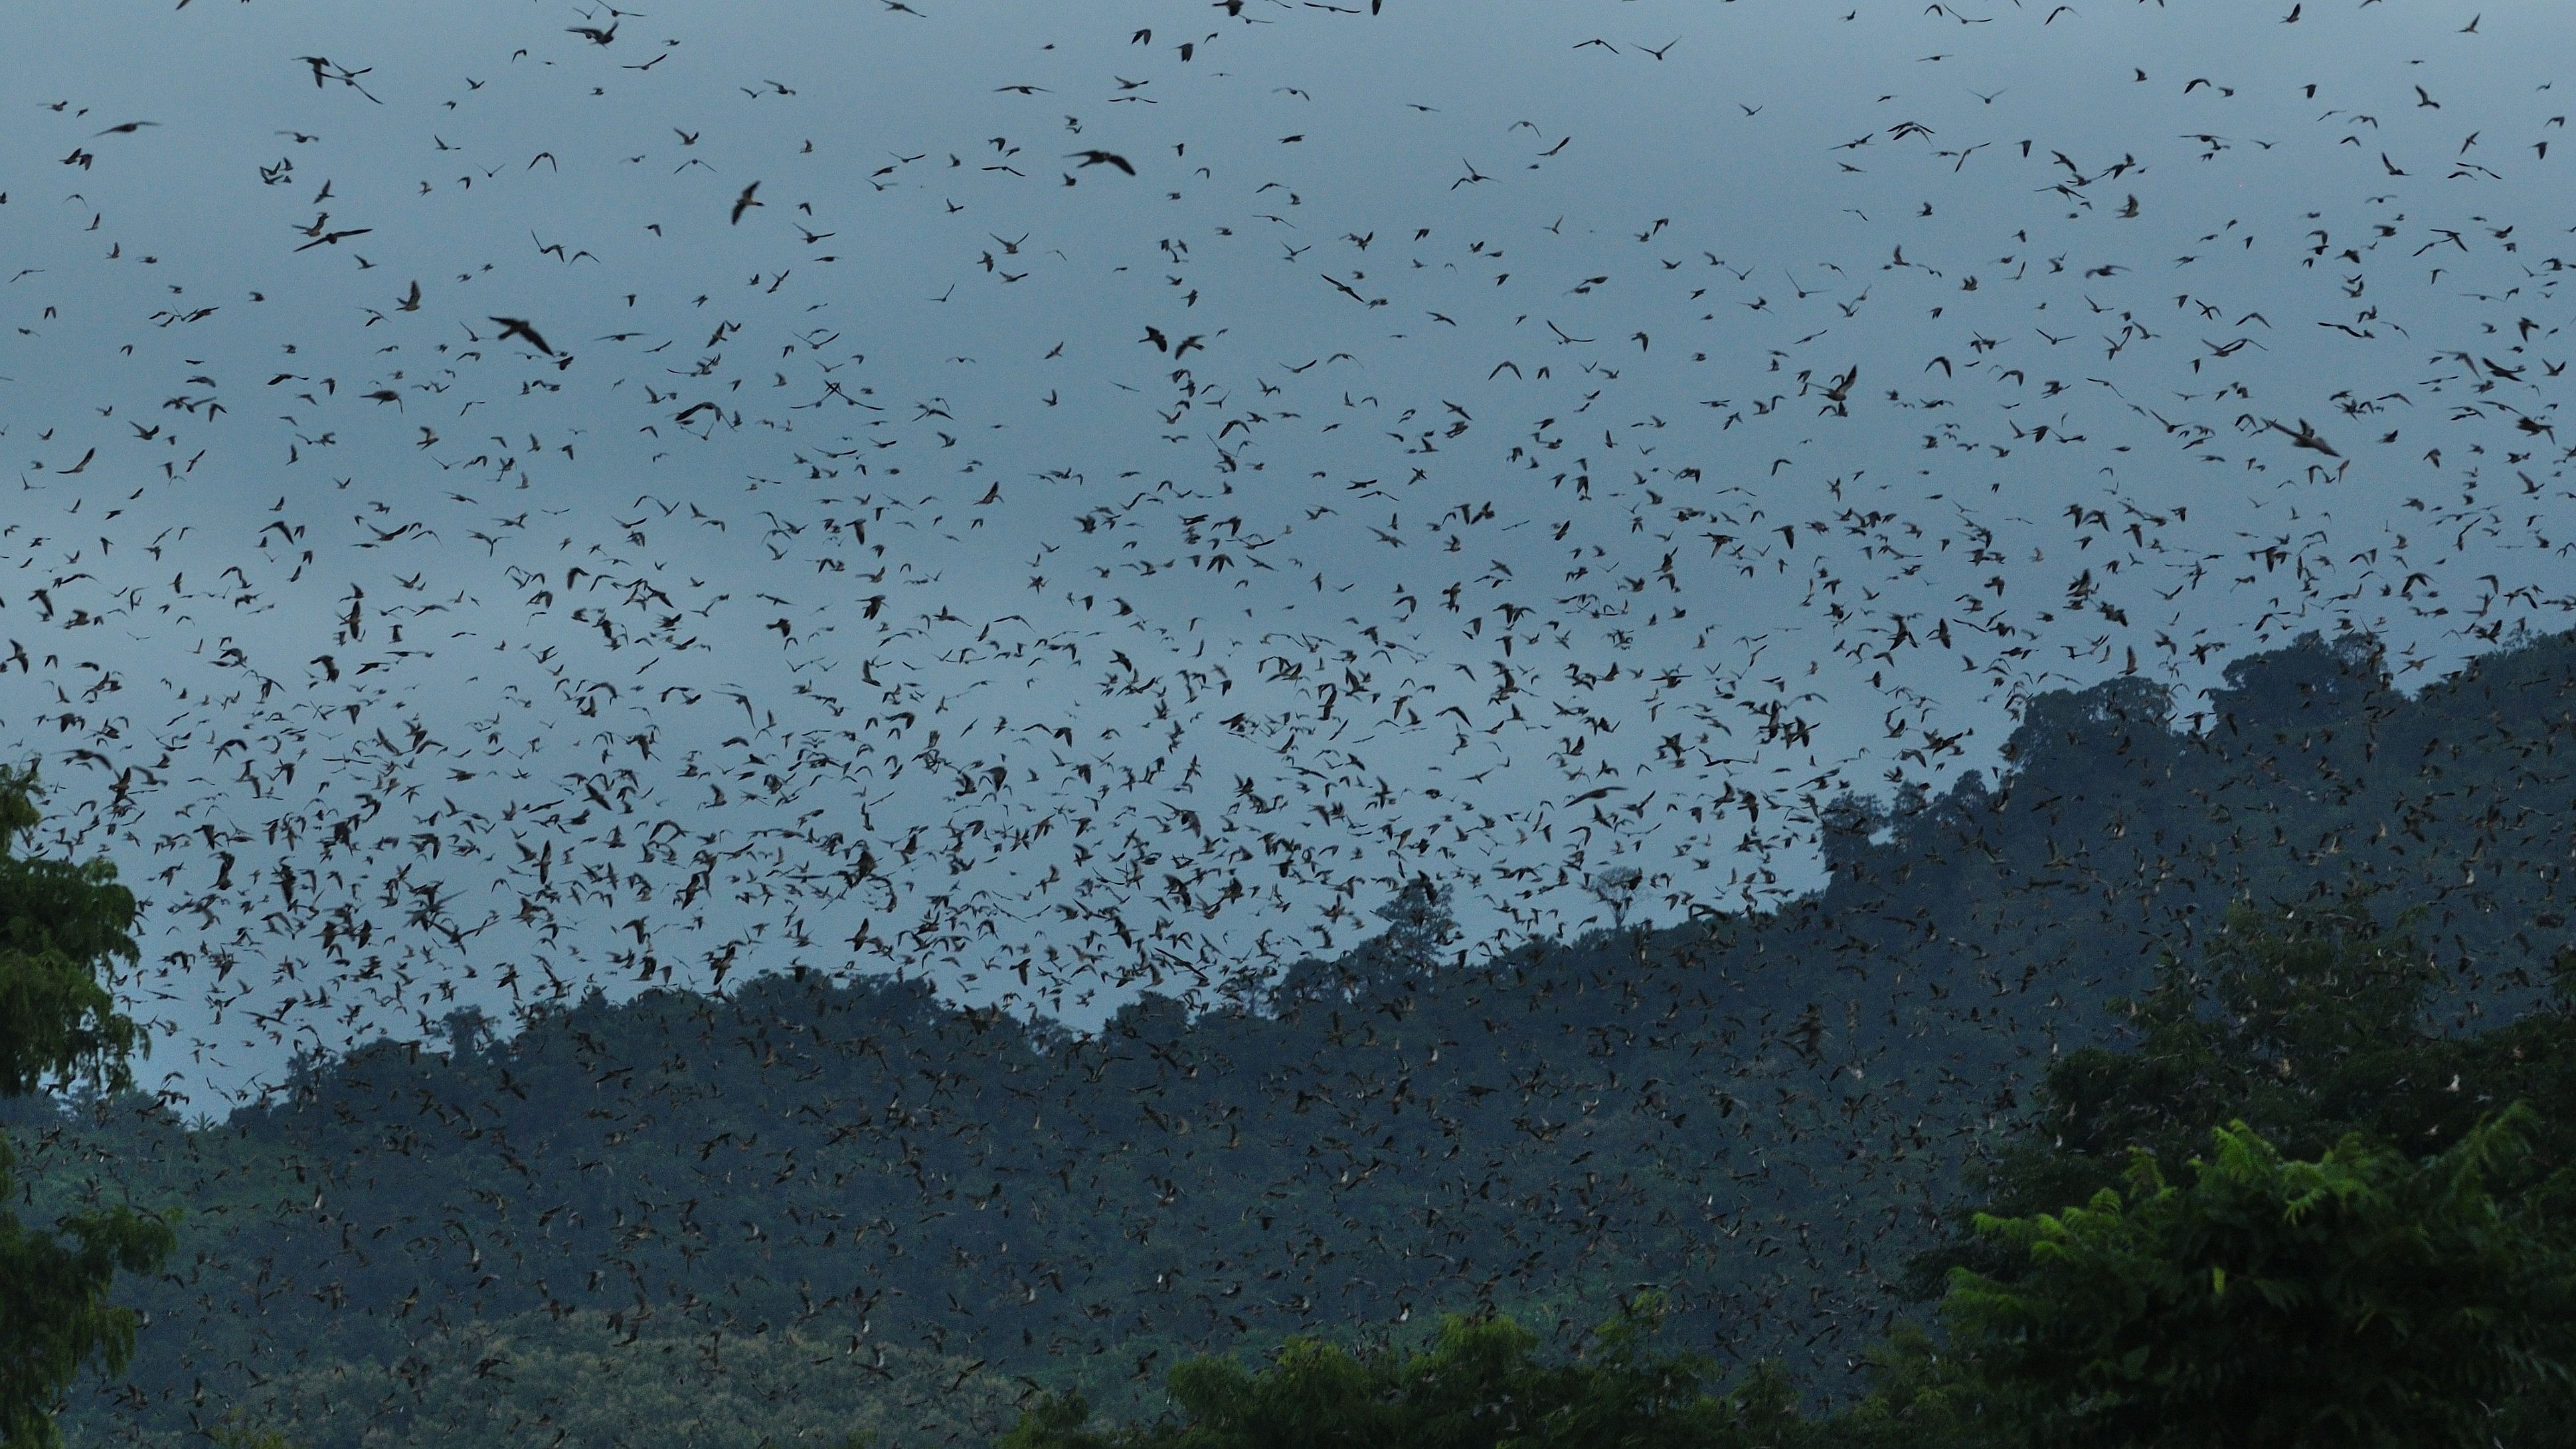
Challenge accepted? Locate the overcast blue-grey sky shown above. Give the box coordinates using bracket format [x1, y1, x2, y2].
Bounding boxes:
[3, 0, 2569, 1104]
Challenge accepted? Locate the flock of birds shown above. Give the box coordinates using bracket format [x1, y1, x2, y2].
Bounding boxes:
[0, 0, 2570, 1110]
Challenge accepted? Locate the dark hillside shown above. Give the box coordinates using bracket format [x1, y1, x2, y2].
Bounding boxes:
[44, 629, 2576, 1448]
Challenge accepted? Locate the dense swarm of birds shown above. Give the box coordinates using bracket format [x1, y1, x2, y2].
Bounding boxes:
[3, 0, 2576, 1442]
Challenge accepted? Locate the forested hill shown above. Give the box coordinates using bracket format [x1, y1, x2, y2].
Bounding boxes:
[40, 628, 2576, 1449]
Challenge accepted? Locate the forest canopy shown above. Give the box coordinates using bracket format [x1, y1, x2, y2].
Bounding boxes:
[4, 630, 2575, 1448]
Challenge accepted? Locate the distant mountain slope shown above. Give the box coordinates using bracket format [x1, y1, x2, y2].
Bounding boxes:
[46, 628, 2576, 1448]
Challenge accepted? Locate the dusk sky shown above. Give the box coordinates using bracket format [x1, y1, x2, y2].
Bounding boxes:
[3, 0, 2567, 1106]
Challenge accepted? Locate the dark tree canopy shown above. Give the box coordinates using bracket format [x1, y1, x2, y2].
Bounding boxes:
[1002, 895, 2576, 1449]
[1925, 1112, 2576, 1449]
[0, 766, 174, 1449]
[999, 1299, 1802, 1449]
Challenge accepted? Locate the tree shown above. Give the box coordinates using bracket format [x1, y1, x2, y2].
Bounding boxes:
[0, 764, 175, 1449]
[2203, 630, 2389, 738]
[438, 1004, 491, 1061]
[1921, 1110, 2576, 1449]
[1899, 889, 2576, 1305]
[998, 1298, 1802, 1449]
[1267, 876, 1458, 1013]
[1367, 873, 1456, 978]
[1583, 864, 1644, 933]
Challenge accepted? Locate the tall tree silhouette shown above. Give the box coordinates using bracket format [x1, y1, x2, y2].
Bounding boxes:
[0, 765, 174, 1449]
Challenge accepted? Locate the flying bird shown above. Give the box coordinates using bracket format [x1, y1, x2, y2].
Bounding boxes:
[489, 315, 557, 355]
[2263, 417, 2340, 458]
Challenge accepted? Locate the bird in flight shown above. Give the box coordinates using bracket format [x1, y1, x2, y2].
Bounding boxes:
[2263, 417, 2340, 458]
[294, 227, 372, 252]
[489, 316, 558, 355]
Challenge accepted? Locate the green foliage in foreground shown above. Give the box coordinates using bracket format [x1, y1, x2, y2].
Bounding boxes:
[1931, 1111, 2576, 1449]
[1008, 1111, 2576, 1449]
[0, 767, 174, 1449]
[1942, 892, 2576, 1274]
[998, 1299, 1800, 1449]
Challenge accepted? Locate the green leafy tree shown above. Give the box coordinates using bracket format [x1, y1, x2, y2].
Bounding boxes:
[1902, 1111, 2576, 1449]
[2029, 891, 2448, 1172]
[0, 764, 175, 1449]
[1899, 890, 2576, 1310]
[998, 1298, 1800, 1449]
